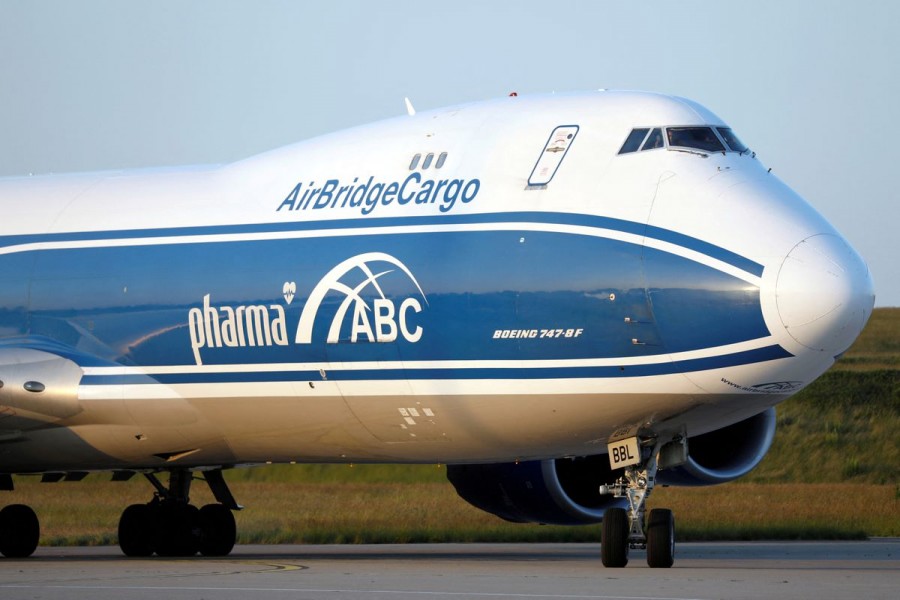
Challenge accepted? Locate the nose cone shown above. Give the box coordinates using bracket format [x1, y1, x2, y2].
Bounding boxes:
[775, 234, 875, 354]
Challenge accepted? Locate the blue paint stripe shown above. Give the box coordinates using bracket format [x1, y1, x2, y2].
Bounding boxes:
[1, 212, 764, 277]
[80, 345, 792, 386]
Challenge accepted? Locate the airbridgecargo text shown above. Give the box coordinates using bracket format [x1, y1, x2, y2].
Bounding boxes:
[277, 173, 480, 216]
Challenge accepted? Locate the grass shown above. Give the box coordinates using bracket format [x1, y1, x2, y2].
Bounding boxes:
[832, 307, 900, 371]
[650, 483, 898, 540]
[746, 369, 898, 484]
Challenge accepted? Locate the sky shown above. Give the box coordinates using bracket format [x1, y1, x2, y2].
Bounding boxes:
[0, 0, 897, 306]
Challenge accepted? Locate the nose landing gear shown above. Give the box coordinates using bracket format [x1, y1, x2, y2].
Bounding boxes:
[600, 439, 677, 568]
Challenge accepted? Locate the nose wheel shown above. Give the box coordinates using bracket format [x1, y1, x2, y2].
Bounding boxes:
[600, 506, 630, 567]
[646, 508, 675, 568]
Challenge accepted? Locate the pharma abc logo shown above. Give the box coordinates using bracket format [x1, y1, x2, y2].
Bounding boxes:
[295, 252, 427, 344]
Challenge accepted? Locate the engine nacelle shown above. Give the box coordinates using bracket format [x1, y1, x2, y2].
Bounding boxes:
[447, 408, 777, 524]
[446, 455, 627, 525]
[656, 407, 777, 486]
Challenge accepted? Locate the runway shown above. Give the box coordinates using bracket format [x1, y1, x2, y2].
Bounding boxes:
[0, 541, 897, 600]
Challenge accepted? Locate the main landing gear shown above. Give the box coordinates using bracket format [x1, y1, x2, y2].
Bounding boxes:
[0, 468, 240, 559]
[118, 468, 240, 557]
[600, 439, 677, 568]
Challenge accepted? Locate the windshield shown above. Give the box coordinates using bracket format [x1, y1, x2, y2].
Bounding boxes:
[716, 127, 748, 152]
[618, 125, 751, 157]
[666, 127, 725, 153]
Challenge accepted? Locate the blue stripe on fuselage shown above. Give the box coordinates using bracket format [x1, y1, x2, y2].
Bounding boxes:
[1, 211, 771, 373]
[11, 229, 767, 366]
[80, 345, 793, 386]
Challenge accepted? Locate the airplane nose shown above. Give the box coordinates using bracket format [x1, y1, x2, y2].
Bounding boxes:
[775, 234, 875, 354]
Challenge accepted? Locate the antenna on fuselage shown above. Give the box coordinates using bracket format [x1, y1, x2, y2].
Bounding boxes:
[404, 97, 416, 116]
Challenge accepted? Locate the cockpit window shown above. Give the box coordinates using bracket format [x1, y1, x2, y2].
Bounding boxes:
[618, 128, 649, 154]
[641, 128, 664, 151]
[716, 127, 748, 153]
[666, 127, 726, 153]
[618, 125, 749, 157]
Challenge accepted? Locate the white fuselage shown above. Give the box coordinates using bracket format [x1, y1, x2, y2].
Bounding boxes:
[0, 91, 873, 473]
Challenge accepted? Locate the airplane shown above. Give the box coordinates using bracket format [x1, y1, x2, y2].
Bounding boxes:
[0, 90, 874, 567]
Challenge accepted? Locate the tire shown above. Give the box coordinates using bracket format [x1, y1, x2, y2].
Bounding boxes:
[0, 504, 40, 558]
[156, 503, 200, 557]
[601, 507, 629, 568]
[646, 508, 675, 568]
[198, 503, 236, 557]
[118, 503, 157, 557]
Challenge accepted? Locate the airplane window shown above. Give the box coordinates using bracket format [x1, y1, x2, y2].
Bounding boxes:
[666, 127, 726, 153]
[716, 128, 748, 153]
[618, 128, 650, 154]
[422, 153, 434, 169]
[409, 154, 421, 170]
[641, 128, 664, 151]
[435, 152, 447, 169]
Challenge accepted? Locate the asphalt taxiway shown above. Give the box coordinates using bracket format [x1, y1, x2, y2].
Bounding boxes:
[0, 541, 897, 600]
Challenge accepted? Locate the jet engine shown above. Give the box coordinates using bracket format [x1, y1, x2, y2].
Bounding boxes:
[655, 407, 776, 486]
[447, 408, 776, 524]
[446, 455, 627, 525]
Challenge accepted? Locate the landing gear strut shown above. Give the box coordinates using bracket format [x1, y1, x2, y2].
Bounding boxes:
[118, 468, 239, 557]
[600, 439, 677, 568]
